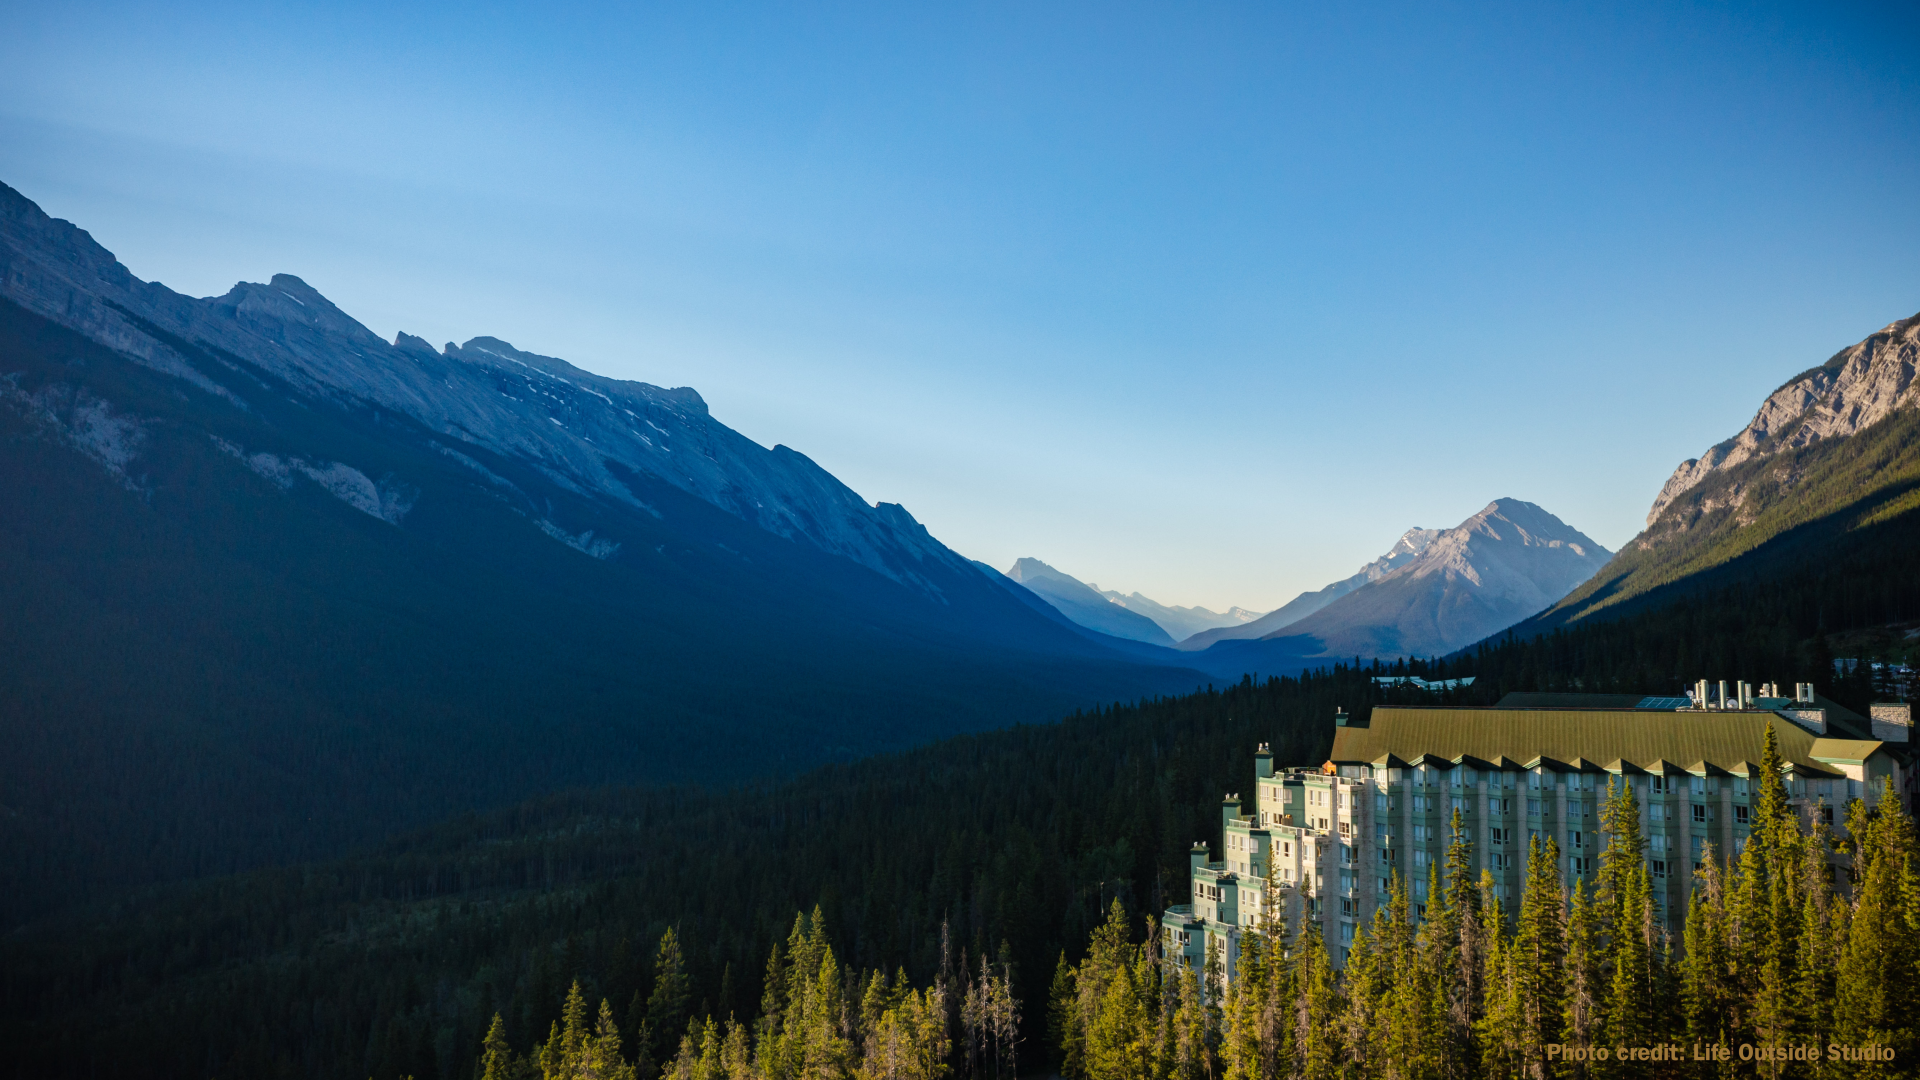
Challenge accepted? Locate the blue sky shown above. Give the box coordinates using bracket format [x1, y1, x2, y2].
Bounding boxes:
[4, 1, 1917, 611]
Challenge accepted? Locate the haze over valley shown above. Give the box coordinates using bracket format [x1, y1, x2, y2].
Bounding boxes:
[4, 5, 1919, 1079]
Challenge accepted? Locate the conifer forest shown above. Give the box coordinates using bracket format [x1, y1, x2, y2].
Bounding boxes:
[1049, 726, 1917, 1080]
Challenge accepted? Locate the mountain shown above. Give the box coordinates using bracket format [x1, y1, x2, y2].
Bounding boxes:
[1177, 528, 1441, 650]
[1515, 309, 1920, 633]
[1185, 500, 1608, 673]
[1646, 313, 1920, 525]
[1092, 587, 1262, 641]
[1003, 558, 1176, 645]
[0, 180, 1206, 922]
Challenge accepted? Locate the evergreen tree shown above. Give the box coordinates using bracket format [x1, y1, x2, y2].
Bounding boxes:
[1834, 777, 1917, 1074]
[1292, 912, 1339, 1080]
[1679, 850, 1734, 1080]
[1049, 953, 1082, 1078]
[649, 928, 694, 1067]
[483, 1013, 519, 1080]
[1561, 879, 1602, 1077]
[1507, 836, 1566, 1080]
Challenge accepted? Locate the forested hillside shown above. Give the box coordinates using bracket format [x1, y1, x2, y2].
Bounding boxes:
[9, 514, 1917, 1080]
[0, 292, 1201, 925]
[1, 670, 1366, 1080]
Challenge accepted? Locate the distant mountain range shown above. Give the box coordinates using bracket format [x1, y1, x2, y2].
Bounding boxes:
[1178, 528, 1442, 650]
[0, 180, 1208, 920]
[999, 559, 1263, 644]
[1015, 500, 1609, 678]
[1094, 588, 1261, 641]
[1002, 558, 1177, 645]
[1173, 500, 1610, 676]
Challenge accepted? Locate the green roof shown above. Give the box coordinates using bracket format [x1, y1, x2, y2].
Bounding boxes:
[1331, 707, 1887, 778]
[1495, 692, 1648, 710]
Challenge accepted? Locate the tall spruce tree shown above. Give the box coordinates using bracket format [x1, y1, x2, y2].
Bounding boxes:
[1834, 776, 1917, 1074]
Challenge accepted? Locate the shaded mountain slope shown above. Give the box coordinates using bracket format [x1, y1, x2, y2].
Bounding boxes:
[0, 181, 973, 595]
[0, 200, 1207, 923]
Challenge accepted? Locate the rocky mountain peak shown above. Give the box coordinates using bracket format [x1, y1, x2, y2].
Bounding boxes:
[1646, 312, 1920, 525]
[0, 179, 968, 597]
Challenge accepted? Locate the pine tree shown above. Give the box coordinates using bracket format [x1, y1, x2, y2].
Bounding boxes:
[1561, 879, 1602, 1078]
[1435, 810, 1485, 1080]
[1679, 849, 1734, 1080]
[1834, 776, 1917, 1075]
[1740, 726, 1803, 1076]
[1049, 952, 1083, 1078]
[1508, 836, 1566, 1079]
[1292, 913, 1338, 1080]
[649, 929, 694, 1068]
[482, 1013, 517, 1080]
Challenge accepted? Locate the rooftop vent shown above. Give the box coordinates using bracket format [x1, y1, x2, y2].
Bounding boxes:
[1871, 703, 1912, 743]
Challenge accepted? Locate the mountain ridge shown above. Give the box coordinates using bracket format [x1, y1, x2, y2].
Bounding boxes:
[0, 181, 1210, 923]
[0, 183, 974, 597]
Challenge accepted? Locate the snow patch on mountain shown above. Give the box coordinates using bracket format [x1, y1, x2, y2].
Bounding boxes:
[210, 437, 416, 524]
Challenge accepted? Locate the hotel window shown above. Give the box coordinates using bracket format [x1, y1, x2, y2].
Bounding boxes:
[1376, 794, 1389, 812]
[1570, 830, 1583, 849]
[1527, 799, 1541, 816]
[1379, 876, 1391, 895]
[1692, 803, 1709, 823]
[1821, 806, 1834, 825]
[1735, 806, 1750, 825]
[1651, 860, 1668, 878]
[1573, 857, 1593, 875]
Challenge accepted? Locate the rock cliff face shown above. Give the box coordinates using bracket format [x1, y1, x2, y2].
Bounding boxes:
[1647, 313, 1920, 525]
[0, 181, 972, 596]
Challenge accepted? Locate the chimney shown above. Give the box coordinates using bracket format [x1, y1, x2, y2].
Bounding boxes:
[1191, 841, 1211, 874]
[1798, 683, 1816, 704]
[1718, 680, 1729, 710]
[1223, 794, 1242, 830]
[1871, 703, 1913, 743]
[1696, 679, 1710, 710]
[1335, 707, 1350, 727]
[1254, 743, 1274, 779]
